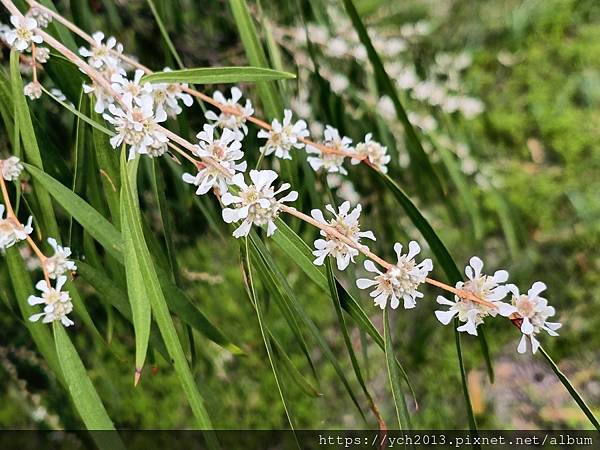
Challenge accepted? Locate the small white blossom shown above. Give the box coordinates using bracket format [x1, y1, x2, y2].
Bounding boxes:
[435, 257, 517, 335]
[311, 201, 375, 270]
[205, 87, 254, 135]
[182, 125, 246, 195]
[49, 88, 67, 102]
[150, 69, 193, 117]
[357, 241, 432, 310]
[508, 282, 561, 354]
[111, 69, 153, 107]
[257, 109, 309, 160]
[103, 96, 168, 160]
[306, 125, 352, 175]
[4, 15, 43, 52]
[28, 276, 74, 327]
[221, 169, 297, 238]
[0, 204, 33, 250]
[45, 238, 77, 279]
[79, 31, 123, 69]
[34, 46, 50, 63]
[351, 133, 390, 173]
[1, 156, 24, 181]
[27, 8, 52, 28]
[24, 81, 42, 100]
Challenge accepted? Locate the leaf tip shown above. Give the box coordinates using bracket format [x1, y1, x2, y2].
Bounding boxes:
[134, 368, 143, 386]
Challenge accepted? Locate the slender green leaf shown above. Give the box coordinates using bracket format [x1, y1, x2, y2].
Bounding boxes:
[146, 0, 185, 68]
[10, 51, 60, 239]
[539, 346, 600, 430]
[228, 0, 283, 119]
[54, 324, 127, 450]
[120, 157, 152, 382]
[243, 239, 298, 444]
[341, 0, 444, 198]
[118, 152, 215, 431]
[143, 67, 295, 85]
[271, 335, 322, 398]
[384, 309, 412, 430]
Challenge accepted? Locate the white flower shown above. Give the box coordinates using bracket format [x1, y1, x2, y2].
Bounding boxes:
[205, 87, 254, 135]
[257, 109, 309, 160]
[103, 96, 168, 160]
[351, 133, 390, 173]
[27, 8, 52, 28]
[150, 70, 193, 117]
[23, 81, 42, 100]
[79, 31, 122, 69]
[435, 256, 517, 335]
[34, 46, 50, 63]
[508, 282, 561, 354]
[49, 88, 67, 102]
[111, 69, 153, 107]
[1, 156, 24, 181]
[182, 125, 246, 195]
[357, 241, 432, 310]
[311, 201, 375, 270]
[0, 204, 33, 250]
[44, 238, 77, 279]
[306, 125, 352, 174]
[4, 15, 43, 52]
[28, 276, 74, 327]
[221, 169, 297, 238]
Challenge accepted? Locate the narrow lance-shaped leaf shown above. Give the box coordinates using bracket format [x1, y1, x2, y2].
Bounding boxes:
[10, 51, 60, 239]
[340, 0, 445, 199]
[383, 309, 412, 430]
[120, 155, 152, 384]
[143, 67, 296, 85]
[228, 0, 283, 119]
[54, 323, 126, 450]
[118, 152, 216, 433]
[242, 239, 299, 447]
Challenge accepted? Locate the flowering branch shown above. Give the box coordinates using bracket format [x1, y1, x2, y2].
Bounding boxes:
[0, 0, 562, 356]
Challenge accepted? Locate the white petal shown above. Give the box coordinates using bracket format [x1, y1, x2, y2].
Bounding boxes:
[435, 309, 457, 325]
[356, 278, 378, 289]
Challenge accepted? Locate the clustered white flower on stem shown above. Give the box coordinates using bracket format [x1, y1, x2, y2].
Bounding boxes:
[435, 257, 517, 335]
[1, 156, 24, 181]
[182, 125, 246, 195]
[1, 155, 77, 327]
[221, 169, 298, 238]
[28, 275, 74, 327]
[0, 5, 562, 354]
[357, 241, 432, 309]
[311, 201, 375, 270]
[508, 282, 561, 354]
[205, 87, 254, 136]
[0, 203, 33, 250]
[258, 109, 309, 160]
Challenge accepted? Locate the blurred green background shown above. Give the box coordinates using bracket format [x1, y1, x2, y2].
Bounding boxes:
[0, 0, 599, 430]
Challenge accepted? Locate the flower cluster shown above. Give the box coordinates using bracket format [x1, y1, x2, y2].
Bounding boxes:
[205, 87, 254, 136]
[258, 109, 308, 160]
[1, 13, 53, 100]
[311, 201, 375, 270]
[222, 170, 298, 238]
[0, 156, 77, 327]
[357, 242, 432, 310]
[0, 204, 33, 250]
[182, 125, 246, 195]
